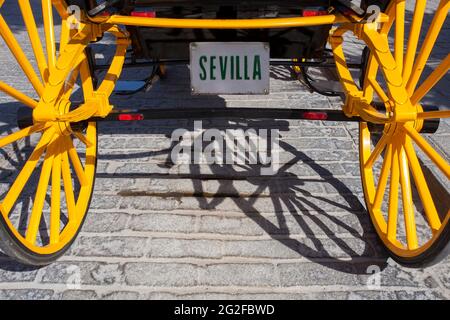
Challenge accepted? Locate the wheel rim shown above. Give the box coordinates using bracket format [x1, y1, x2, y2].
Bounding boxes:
[360, 0, 449, 258]
[0, 1, 97, 255]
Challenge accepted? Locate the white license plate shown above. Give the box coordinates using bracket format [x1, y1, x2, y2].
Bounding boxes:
[190, 42, 270, 95]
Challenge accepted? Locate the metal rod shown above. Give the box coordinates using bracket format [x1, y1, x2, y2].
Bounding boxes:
[94, 59, 362, 71]
[16, 105, 440, 132]
[95, 107, 361, 122]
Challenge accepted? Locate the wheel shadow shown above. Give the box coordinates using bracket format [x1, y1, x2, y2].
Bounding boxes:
[0, 0, 447, 275]
[97, 64, 391, 275]
[0, 64, 392, 273]
[0, 101, 44, 271]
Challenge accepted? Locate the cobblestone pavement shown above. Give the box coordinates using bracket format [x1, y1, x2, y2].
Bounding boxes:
[0, 1, 449, 299]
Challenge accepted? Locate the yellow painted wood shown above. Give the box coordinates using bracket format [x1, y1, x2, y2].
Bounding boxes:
[42, 0, 56, 71]
[373, 144, 393, 212]
[67, 139, 87, 186]
[407, 0, 449, 95]
[0, 81, 37, 109]
[387, 142, 400, 242]
[18, 0, 49, 81]
[61, 149, 77, 225]
[0, 1, 98, 255]
[0, 15, 44, 95]
[50, 141, 62, 244]
[403, 0, 427, 81]
[0, 129, 54, 217]
[0, 123, 48, 149]
[364, 132, 390, 168]
[99, 14, 357, 29]
[394, 0, 406, 75]
[404, 125, 450, 180]
[411, 54, 450, 105]
[399, 143, 419, 250]
[404, 137, 441, 232]
[368, 77, 390, 104]
[417, 110, 450, 120]
[25, 139, 56, 244]
[73, 131, 93, 148]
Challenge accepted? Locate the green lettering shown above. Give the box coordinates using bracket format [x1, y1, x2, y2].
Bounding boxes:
[199, 56, 207, 80]
[236, 56, 242, 80]
[253, 55, 261, 80]
[219, 56, 228, 80]
[244, 56, 250, 80]
[210, 56, 217, 80]
[230, 56, 234, 80]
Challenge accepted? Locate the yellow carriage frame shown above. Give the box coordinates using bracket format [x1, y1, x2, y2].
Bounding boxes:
[0, 0, 449, 266]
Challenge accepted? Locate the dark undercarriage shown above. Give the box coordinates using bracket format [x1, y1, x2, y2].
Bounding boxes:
[68, 1, 390, 60]
[127, 0, 332, 60]
[70, 1, 333, 60]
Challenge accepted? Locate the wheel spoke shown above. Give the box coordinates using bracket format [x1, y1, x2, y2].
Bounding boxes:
[381, 1, 396, 35]
[25, 138, 56, 244]
[52, 0, 70, 19]
[0, 15, 44, 95]
[399, 143, 419, 250]
[387, 142, 400, 242]
[73, 131, 93, 148]
[368, 78, 390, 104]
[0, 0, 97, 255]
[80, 57, 95, 98]
[373, 144, 393, 212]
[411, 54, 450, 105]
[0, 81, 37, 109]
[406, 0, 450, 95]
[18, 0, 49, 82]
[42, 0, 56, 71]
[50, 141, 62, 244]
[85, 122, 97, 167]
[363, 53, 378, 99]
[365, 132, 391, 168]
[59, 18, 70, 55]
[66, 137, 88, 186]
[0, 123, 48, 149]
[62, 67, 80, 101]
[417, 110, 450, 120]
[394, 0, 406, 74]
[361, 1, 395, 100]
[403, 0, 427, 81]
[404, 137, 441, 231]
[404, 125, 450, 179]
[0, 128, 54, 217]
[61, 149, 77, 224]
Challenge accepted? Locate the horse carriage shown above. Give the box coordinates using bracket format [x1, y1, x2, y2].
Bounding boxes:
[0, 0, 448, 266]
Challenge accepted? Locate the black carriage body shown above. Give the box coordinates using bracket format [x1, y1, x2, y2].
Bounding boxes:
[69, 0, 333, 60]
[128, 0, 332, 60]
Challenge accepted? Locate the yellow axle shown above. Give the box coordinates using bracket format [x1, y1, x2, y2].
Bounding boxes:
[91, 13, 389, 29]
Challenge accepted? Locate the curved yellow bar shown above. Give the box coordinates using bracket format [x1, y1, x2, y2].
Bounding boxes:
[93, 13, 389, 29]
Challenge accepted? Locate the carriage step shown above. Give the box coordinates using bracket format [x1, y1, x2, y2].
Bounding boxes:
[113, 80, 147, 94]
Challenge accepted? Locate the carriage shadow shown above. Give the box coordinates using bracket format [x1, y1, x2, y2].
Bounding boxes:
[0, 1, 447, 275]
[0, 63, 390, 274]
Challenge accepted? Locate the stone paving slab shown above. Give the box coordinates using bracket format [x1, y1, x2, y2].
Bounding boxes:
[0, 1, 448, 300]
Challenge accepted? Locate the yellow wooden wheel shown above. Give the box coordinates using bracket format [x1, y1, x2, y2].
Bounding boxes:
[359, 0, 449, 265]
[0, 1, 97, 265]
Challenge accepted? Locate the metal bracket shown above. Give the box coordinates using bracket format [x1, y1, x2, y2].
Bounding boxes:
[333, 0, 366, 17]
[88, 0, 121, 17]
